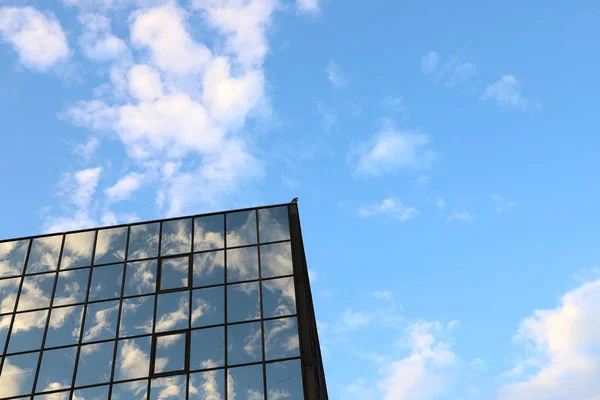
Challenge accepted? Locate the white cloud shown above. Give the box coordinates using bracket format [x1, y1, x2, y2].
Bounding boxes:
[74, 136, 100, 162]
[358, 198, 419, 222]
[127, 64, 163, 101]
[78, 13, 127, 61]
[496, 278, 600, 400]
[421, 51, 440, 75]
[315, 101, 338, 134]
[355, 126, 434, 177]
[382, 96, 407, 118]
[105, 172, 145, 202]
[445, 62, 477, 87]
[0, 7, 69, 71]
[326, 60, 348, 88]
[435, 197, 446, 210]
[446, 210, 473, 223]
[297, 0, 319, 14]
[491, 194, 516, 213]
[482, 75, 539, 111]
[373, 290, 394, 302]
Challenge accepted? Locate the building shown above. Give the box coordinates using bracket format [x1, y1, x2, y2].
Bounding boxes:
[0, 201, 327, 400]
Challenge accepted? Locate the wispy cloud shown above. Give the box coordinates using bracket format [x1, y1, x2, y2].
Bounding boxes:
[482, 75, 540, 111]
[315, 101, 338, 134]
[435, 197, 446, 210]
[421, 49, 476, 87]
[105, 172, 145, 202]
[382, 96, 408, 119]
[326, 60, 348, 88]
[296, 0, 319, 14]
[358, 198, 419, 222]
[0, 6, 70, 71]
[491, 194, 516, 213]
[421, 51, 440, 75]
[446, 209, 473, 223]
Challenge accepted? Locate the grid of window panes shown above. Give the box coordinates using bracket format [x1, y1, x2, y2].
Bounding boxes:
[0, 205, 305, 400]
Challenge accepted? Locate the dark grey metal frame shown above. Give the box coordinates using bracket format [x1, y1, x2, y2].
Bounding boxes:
[0, 201, 328, 400]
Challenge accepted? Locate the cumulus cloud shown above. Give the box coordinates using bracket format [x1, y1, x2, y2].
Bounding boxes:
[105, 172, 145, 202]
[482, 75, 539, 111]
[78, 13, 128, 61]
[358, 198, 419, 222]
[0, 6, 69, 71]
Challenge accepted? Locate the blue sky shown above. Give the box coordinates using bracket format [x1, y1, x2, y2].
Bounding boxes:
[1, 0, 599, 399]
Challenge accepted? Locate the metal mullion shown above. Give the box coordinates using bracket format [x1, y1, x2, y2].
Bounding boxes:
[0, 238, 33, 379]
[31, 234, 66, 398]
[223, 213, 229, 400]
[147, 221, 163, 398]
[68, 230, 99, 400]
[185, 219, 195, 400]
[256, 209, 268, 400]
[107, 226, 131, 399]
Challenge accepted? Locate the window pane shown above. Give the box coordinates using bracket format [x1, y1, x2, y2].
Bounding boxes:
[73, 384, 109, 399]
[191, 287, 224, 328]
[189, 369, 225, 400]
[227, 282, 260, 323]
[150, 375, 186, 400]
[26, 235, 62, 274]
[119, 296, 154, 337]
[0, 352, 39, 397]
[190, 326, 224, 370]
[262, 277, 296, 318]
[8, 310, 47, 352]
[161, 219, 192, 256]
[0, 239, 29, 277]
[124, 260, 157, 296]
[193, 251, 224, 287]
[266, 359, 304, 400]
[154, 333, 186, 374]
[89, 264, 123, 301]
[94, 227, 127, 265]
[83, 300, 119, 342]
[36, 347, 77, 393]
[54, 269, 89, 306]
[128, 222, 159, 260]
[259, 206, 290, 243]
[17, 273, 55, 311]
[227, 322, 262, 365]
[0, 315, 10, 354]
[227, 364, 263, 400]
[260, 243, 293, 278]
[155, 291, 189, 333]
[75, 342, 114, 386]
[160, 256, 189, 291]
[226, 246, 258, 283]
[0, 277, 20, 313]
[45, 305, 83, 348]
[194, 215, 224, 251]
[226, 210, 256, 247]
[35, 390, 70, 400]
[61, 231, 94, 270]
[115, 336, 151, 381]
[264, 317, 300, 361]
[111, 380, 148, 400]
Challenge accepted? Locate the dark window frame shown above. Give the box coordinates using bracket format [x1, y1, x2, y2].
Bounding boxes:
[149, 329, 190, 378]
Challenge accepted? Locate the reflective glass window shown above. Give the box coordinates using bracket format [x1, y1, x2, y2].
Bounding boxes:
[61, 231, 94, 270]
[190, 326, 224, 370]
[0, 352, 39, 397]
[17, 272, 55, 311]
[226, 210, 256, 247]
[82, 300, 119, 342]
[155, 291, 189, 333]
[35, 391, 70, 400]
[192, 251, 224, 287]
[8, 310, 47, 352]
[259, 206, 290, 243]
[226, 246, 258, 282]
[115, 337, 151, 381]
[153, 332, 187, 374]
[73, 384, 109, 399]
[75, 342, 114, 386]
[119, 296, 154, 337]
[161, 219, 191, 256]
[227, 282, 260, 323]
[94, 227, 127, 265]
[227, 322, 262, 365]
[266, 359, 304, 400]
[0, 239, 29, 277]
[45, 305, 83, 348]
[264, 317, 300, 361]
[0, 315, 10, 354]
[124, 260, 156, 296]
[111, 380, 148, 400]
[0, 277, 21, 313]
[194, 214, 224, 251]
[189, 369, 225, 400]
[35, 347, 77, 393]
[191, 286, 224, 328]
[227, 364, 263, 400]
[89, 264, 123, 301]
[54, 269, 89, 307]
[159, 256, 189, 291]
[150, 375, 186, 400]
[262, 277, 296, 318]
[26, 235, 62, 274]
[128, 222, 159, 260]
[260, 242, 293, 278]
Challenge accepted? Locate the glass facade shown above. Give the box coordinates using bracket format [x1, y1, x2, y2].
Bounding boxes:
[0, 204, 323, 400]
